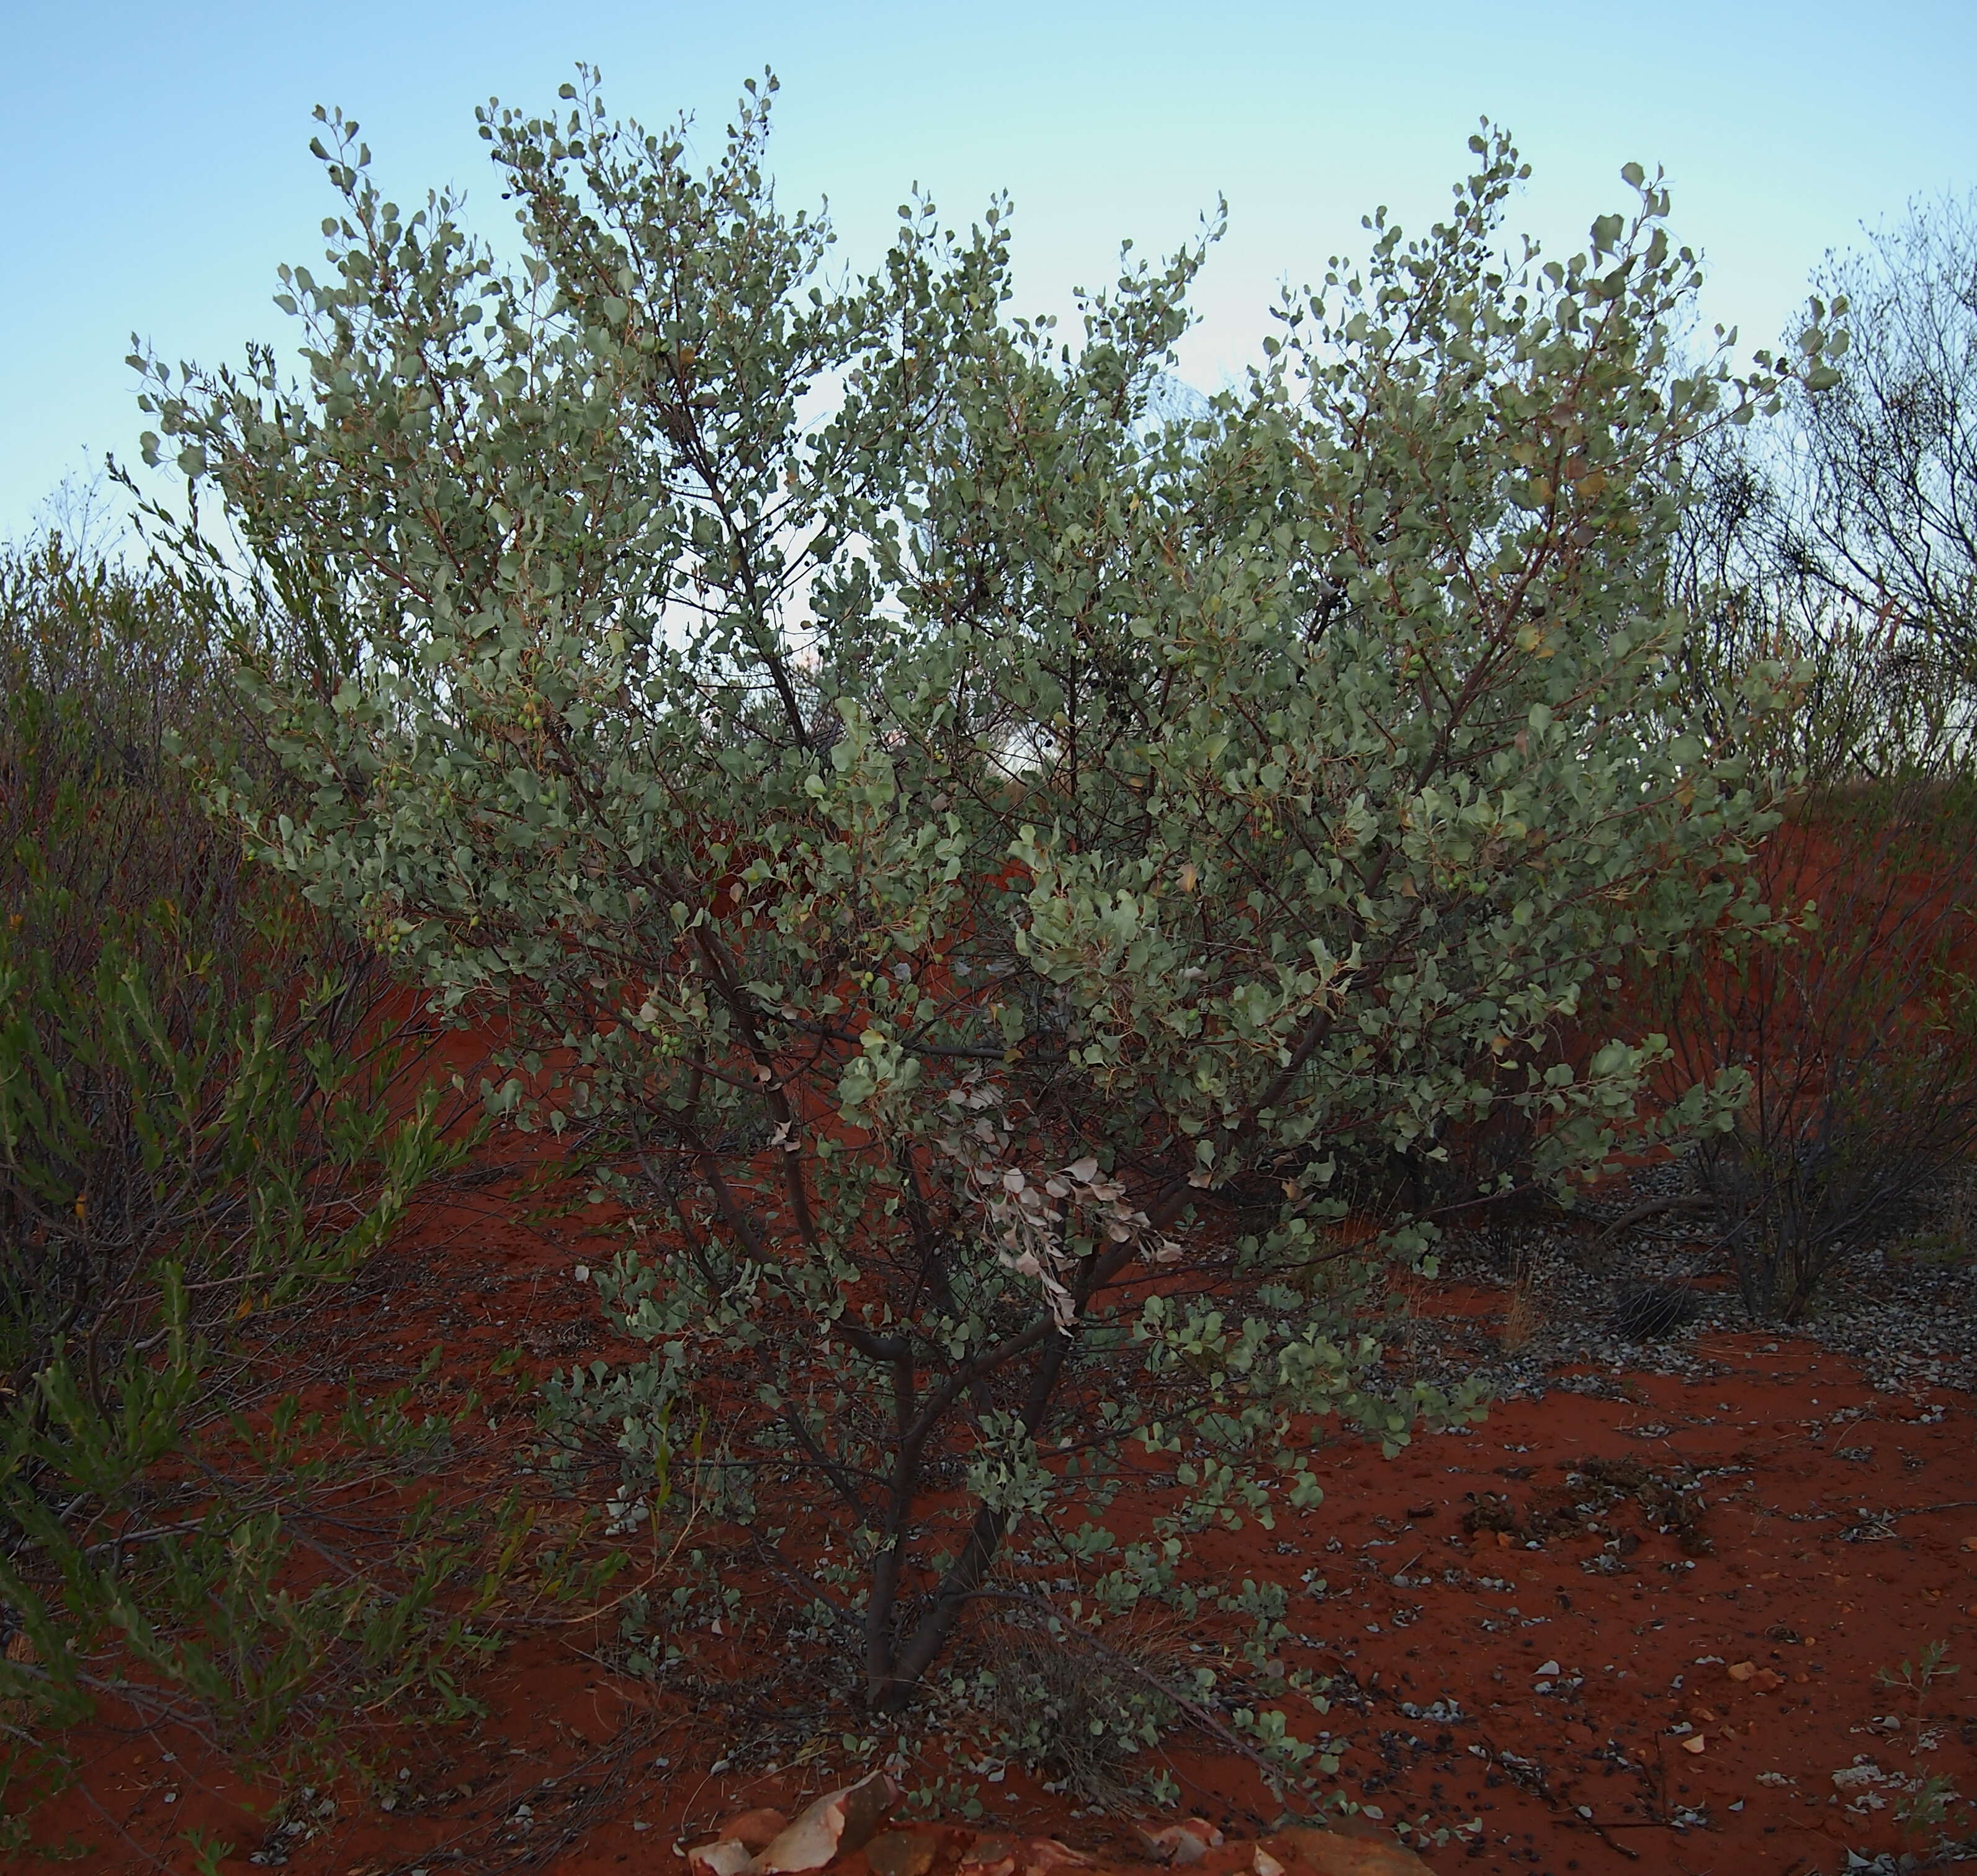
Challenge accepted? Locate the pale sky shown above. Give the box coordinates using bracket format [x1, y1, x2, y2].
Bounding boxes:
[6, 0, 1974, 539]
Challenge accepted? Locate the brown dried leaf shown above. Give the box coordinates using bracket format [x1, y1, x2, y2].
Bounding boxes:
[686, 1841, 756, 1876]
[1021, 1842, 1090, 1875]
[720, 1811, 791, 1854]
[751, 1772, 899, 1875]
[1135, 1821, 1224, 1867]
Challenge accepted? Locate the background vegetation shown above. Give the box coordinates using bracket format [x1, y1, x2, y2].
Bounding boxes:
[0, 539, 536, 1837]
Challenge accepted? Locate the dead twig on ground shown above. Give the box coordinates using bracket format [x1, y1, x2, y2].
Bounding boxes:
[1473, 1731, 1642, 1862]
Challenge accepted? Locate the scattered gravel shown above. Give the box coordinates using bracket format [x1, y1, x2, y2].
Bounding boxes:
[1378, 1168, 1977, 1406]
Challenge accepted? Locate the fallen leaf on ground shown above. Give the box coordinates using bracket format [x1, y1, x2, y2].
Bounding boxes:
[1832, 1763, 1890, 1790]
[1021, 1840, 1090, 1874]
[686, 1841, 755, 1876]
[751, 1772, 899, 1874]
[1136, 1820, 1226, 1866]
[683, 1804, 792, 1875]
[719, 1810, 791, 1853]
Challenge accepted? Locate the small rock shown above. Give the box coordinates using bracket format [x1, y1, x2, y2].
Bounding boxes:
[1534, 1659, 1561, 1678]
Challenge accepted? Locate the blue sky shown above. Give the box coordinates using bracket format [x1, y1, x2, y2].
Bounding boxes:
[6, 0, 1974, 540]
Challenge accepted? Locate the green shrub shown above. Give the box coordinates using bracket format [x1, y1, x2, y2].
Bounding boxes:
[0, 540, 511, 1820]
[135, 75, 1832, 1740]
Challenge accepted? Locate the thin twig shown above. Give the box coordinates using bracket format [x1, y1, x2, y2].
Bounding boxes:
[970, 1590, 1286, 1809]
[1473, 1730, 1642, 1862]
[1592, 1194, 1718, 1248]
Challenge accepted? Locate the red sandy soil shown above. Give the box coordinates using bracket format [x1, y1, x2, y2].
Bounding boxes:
[10, 1172, 1976, 1876]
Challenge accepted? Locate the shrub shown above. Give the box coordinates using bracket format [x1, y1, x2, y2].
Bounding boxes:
[1654, 778, 1977, 1321]
[135, 74, 1827, 1733]
[1646, 185, 1977, 1324]
[0, 537, 446, 1401]
[975, 1611, 1187, 1810]
[0, 539, 507, 1813]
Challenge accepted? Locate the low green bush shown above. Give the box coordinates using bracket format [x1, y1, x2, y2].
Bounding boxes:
[0, 540, 522, 1829]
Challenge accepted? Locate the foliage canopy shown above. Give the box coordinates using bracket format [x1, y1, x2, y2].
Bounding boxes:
[136, 73, 1822, 1720]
